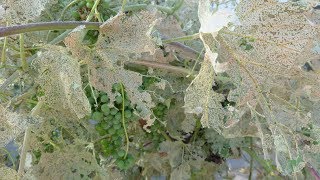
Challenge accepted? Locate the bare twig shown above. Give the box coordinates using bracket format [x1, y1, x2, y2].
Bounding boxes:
[126, 59, 192, 75]
[18, 127, 31, 176]
[0, 21, 102, 37]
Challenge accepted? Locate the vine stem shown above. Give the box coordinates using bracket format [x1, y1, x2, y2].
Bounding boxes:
[20, 34, 28, 71]
[87, 0, 101, 21]
[121, 0, 127, 12]
[58, 0, 81, 21]
[249, 137, 253, 180]
[162, 33, 200, 44]
[190, 118, 201, 143]
[126, 60, 192, 75]
[0, 21, 102, 38]
[18, 127, 30, 176]
[0, 147, 16, 170]
[120, 83, 129, 159]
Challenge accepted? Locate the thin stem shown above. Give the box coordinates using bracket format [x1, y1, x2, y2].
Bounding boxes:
[1, 36, 8, 66]
[0, 21, 102, 37]
[249, 137, 253, 180]
[167, 41, 203, 60]
[155, 0, 184, 15]
[242, 147, 275, 175]
[162, 33, 200, 44]
[86, 0, 101, 22]
[1, 22, 8, 66]
[159, 130, 172, 142]
[114, 0, 183, 14]
[190, 118, 201, 143]
[126, 60, 191, 75]
[120, 83, 129, 159]
[117, 4, 148, 12]
[20, 34, 28, 71]
[188, 47, 204, 77]
[87, 66, 98, 108]
[121, 0, 127, 12]
[48, 29, 73, 44]
[58, 0, 81, 21]
[0, 147, 16, 170]
[18, 127, 30, 176]
[94, 6, 103, 22]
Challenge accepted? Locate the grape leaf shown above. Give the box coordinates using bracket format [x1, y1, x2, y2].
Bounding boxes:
[190, 0, 320, 175]
[32, 45, 91, 120]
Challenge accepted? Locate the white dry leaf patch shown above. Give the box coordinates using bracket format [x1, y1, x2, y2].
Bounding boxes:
[64, 25, 92, 63]
[33, 45, 91, 120]
[0, 167, 19, 180]
[159, 141, 184, 168]
[170, 163, 191, 180]
[198, 0, 239, 34]
[0, 105, 39, 147]
[194, 0, 320, 175]
[24, 143, 107, 179]
[95, 11, 158, 68]
[184, 56, 225, 133]
[3, 0, 57, 24]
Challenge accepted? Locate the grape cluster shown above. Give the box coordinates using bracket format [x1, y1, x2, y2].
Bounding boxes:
[71, 0, 116, 44]
[72, 0, 115, 21]
[138, 76, 160, 91]
[145, 103, 168, 146]
[86, 83, 136, 170]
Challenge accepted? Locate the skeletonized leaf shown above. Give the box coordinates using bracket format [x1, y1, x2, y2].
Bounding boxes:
[193, 0, 320, 175]
[33, 45, 91, 120]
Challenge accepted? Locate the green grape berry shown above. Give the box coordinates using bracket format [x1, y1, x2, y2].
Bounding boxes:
[92, 111, 103, 121]
[113, 138, 122, 146]
[86, 2, 94, 9]
[100, 121, 109, 129]
[116, 128, 124, 135]
[101, 104, 110, 114]
[100, 95, 109, 103]
[71, 11, 80, 19]
[115, 95, 122, 104]
[88, 97, 95, 104]
[78, 1, 86, 7]
[113, 118, 121, 124]
[105, 115, 113, 121]
[124, 110, 132, 118]
[108, 128, 116, 135]
[110, 108, 118, 115]
[112, 83, 122, 92]
[117, 149, 126, 157]
[113, 124, 121, 130]
[95, 125, 106, 136]
[126, 154, 134, 164]
[114, 112, 122, 120]
[116, 159, 125, 169]
[124, 99, 130, 107]
[100, 139, 109, 147]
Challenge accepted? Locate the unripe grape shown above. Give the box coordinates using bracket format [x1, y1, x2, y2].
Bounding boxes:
[115, 112, 122, 120]
[92, 111, 103, 121]
[116, 160, 125, 169]
[124, 110, 132, 118]
[100, 95, 109, 103]
[110, 108, 118, 115]
[86, 2, 94, 9]
[117, 149, 125, 157]
[101, 104, 110, 114]
[115, 95, 122, 104]
[113, 124, 121, 130]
